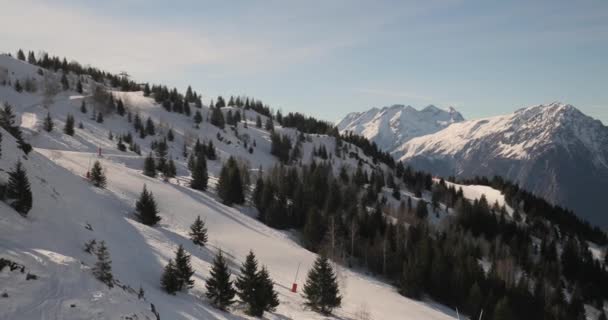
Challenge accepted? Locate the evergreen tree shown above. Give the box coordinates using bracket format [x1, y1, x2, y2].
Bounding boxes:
[492, 297, 513, 320]
[64, 114, 75, 136]
[134, 185, 161, 226]
[236, 251, 259, 311]
[205, 250, 236, 311]
[143, 83, 151, 97]
[90, 160, 107, 188]
[210, 107, 225, 128]
[116, 99, 125, 116]
[193, 110, 203, 126]
[14, 80, 23, 92]
[167, 128, 174, 141]
[190, 155, 208, 191]
[189, 215, 208, 246]
[143, 152, 157, 177]
[161, 259, 180, 295]
[60, 73, 69, 90]
[93, 241, 113, 288]
[27, 51, 36, 64]
[76, 79, 83, 93]
[80, 100, 87, 113]
[164, 158, 177, 179]
[174, 245, 195, 290]
[254, 266, 279, 316]
[43, 112, 54, 132]
[303, 256, 341, 315]
[116, 136, 126, 151]
[155, 139, 168, 172]
[217, 157, 244, 206]
[256, 115, 262, 128]
[17, 49, 25, 60]
[96, 111, 104, 123]
[145, 117, 155, 135]
[6, 161, 33, 216]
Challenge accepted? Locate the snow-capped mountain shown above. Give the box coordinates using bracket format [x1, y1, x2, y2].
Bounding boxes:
[336, 104, 465, 153]
[396, 102, 608, 227]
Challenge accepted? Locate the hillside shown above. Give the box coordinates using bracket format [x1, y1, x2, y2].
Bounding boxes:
[1, 52, 607, 320]
[0, 53, 458, 320]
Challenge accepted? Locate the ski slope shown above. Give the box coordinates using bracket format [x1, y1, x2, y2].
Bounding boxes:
[0, 54, 458, 320]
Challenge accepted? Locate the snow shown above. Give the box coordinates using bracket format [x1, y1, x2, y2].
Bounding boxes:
[336, 104, 464, 153]
[440, 180, 515, 217]
[0, 54, 458, 320]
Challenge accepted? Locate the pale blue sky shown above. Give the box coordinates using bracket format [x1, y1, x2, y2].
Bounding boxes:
[2, 0, 607, 123]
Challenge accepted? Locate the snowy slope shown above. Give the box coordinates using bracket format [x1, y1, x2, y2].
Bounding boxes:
[336, 104, 464, 152]
[0, 54, 458, 320]
[395, 102, 608, 227]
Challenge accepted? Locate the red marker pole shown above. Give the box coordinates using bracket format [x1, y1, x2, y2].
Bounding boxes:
[292, 262, 301, 293]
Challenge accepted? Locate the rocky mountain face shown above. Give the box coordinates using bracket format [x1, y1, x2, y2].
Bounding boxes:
[395, 102, 608, 227]
[336, 104, 465, 153]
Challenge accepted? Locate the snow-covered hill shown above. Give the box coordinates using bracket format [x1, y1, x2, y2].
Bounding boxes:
[396, 102, 608, 227]
[336, 104, 464, 152]
[0, 54, 459, 320]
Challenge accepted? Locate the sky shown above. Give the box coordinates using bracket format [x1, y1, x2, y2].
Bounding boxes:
[1, 0, 607, 124]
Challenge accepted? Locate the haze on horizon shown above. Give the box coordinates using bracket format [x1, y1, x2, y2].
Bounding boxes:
[2, 0, 607, 124]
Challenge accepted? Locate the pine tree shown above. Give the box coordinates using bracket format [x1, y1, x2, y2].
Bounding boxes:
[96, 111, 104, 123]
[143, 152, 157, 178]
[303, 256, 341, 315]
[210, 107, 225, 128]
[93, 241, 113, 288]
[189, 215, 208, 246]
[43, 112, 54, 132]
[80, 100, 87, 113]
[27, 51, 36, 64]
[167, 128, 174, 141]
[60, 73, 69, 90]
[492, 297, 513, 320]
[145, 117, 155, 135]
[254, 266, 279, 316]
[174, 245, 195, 290]
[205, 250, 236, 311]
[164, 158, 176, 179]
[190, 155, 208, 191]
[217, 157, 244, 206]
[17, 49, 25, 61]
[116, 99, 125, 116]
[76, 80, 83, 94]
[6, 161, 33, 216]
[135, 185, 161, 226]
[194, 110, 203, 126]
[90, 160, 107, 188]
[236, 251, 259, 311]
[13, 79, 22, 93]
[143, 83, 151, 97]
[161, 259, 180, 294]
[64, 114, 75, 135]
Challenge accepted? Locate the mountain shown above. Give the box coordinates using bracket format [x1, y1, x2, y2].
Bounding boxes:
[336, 104, 465, 153]
[396, 102, 608, 227]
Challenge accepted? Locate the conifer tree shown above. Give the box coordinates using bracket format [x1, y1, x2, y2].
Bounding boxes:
[492, 297, 513, 320]
[93, 241, 113, 288]
[174, 245, 195, 290]
[43, 112, 54, 132]
[6, 161, 33, 216]
[145, 117, 155, 135]
[64, 114, 75, 136]
[61, 73, 69, 90]
[90, 160, 107, 188]
[303, 255, 341, 315]
[143, 152, 157, 177]
[134, 185, 161, 226]
[116, 99, 125, 116]
[96, 111, 104, 123]
[161, 259, 180, 294]
[155, 139, 168, 173]
[194, 110, 203, 126]
[189, 215, 208, 247]
[116, 136, 126, 151]
[17, 49, 25, 60]
[205, 250, 236, 311]
[27, 51, 36, 64]
[236, 251, 259, 309]
[210, 107, 225, 129]
[143, 83, 151, 97]
[190, 155, 208, 191]
[254, 266, 279, 316]
[164, 158, 176, 179]
[14, 79, 22, 93]
[80, 100, 87, 113]
[76, 80, 83, 94]
[217, 157, 244, 206]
